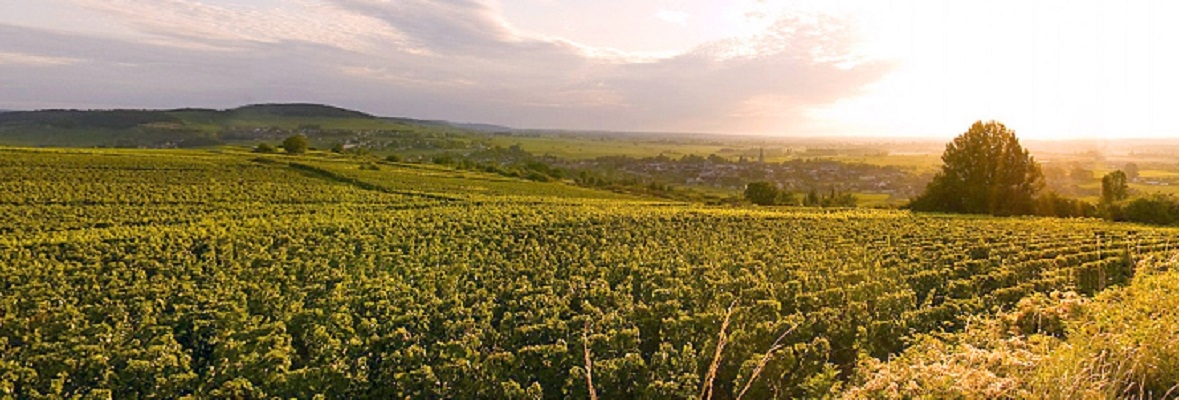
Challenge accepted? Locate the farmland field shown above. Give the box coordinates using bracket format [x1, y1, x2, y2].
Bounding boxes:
[2, 147, 1177, 398]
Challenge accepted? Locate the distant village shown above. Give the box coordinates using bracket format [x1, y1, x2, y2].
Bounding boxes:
[551, 152, 928, 197]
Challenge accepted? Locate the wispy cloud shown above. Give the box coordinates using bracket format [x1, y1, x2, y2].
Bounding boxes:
[64, 0, 410, 52]
[0, 51, 82, 66]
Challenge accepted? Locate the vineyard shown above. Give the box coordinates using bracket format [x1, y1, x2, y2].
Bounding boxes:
[2, 147, 1177, 398]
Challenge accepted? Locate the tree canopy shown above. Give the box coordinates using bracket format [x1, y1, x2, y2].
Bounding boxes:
[1101, 170, 1129, 204]
[1123, 163, 1140, 181]
[909, 121, 1044, 216]
[744, 181, 784, 205]
[282, 135, 309, 155]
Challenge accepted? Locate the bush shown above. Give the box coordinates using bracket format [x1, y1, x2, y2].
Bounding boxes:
[281, 135, 309, 155]
[1034, 266, 1179, 398]
[1108, 194, 1179, 226]
[1002, 291, 1085, 337]
[253, 143, 276, 153]
[1033, 191, 1096, 218]
[385, 154, 402, 163]
[845, 259, 1179, 399]
[802, 188, 856, 208]
[745, 181, 790, 206]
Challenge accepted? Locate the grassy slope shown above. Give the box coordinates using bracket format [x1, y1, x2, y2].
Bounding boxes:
[844, 254, 1179, 399]
[251, 151, 641, 202]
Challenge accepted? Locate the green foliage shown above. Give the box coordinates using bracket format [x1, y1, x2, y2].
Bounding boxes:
[802, 188, 856, 208]
[1124, 162, 1140, 181]
[846, 256, 1179, 399]
[909, 121, 1044, 216]
[0, 109, 181, 129]
[254, 142, 276, 153]
[282, 135, 309, 154]
[739, 182, 794, 206]
[230, 103, 374, 119]
[384, 154, 402, 163]
[1035, 260, 1179, 398]
[1033, 191, 1096, 218]
[744, 181, 781, 205]
[1108, 193, 1179, 226]
[0, 104, 459, 149]
[3, 147, 1179, 398]
[1101, 170, 1129, 204]
[176, 136, 224, 148]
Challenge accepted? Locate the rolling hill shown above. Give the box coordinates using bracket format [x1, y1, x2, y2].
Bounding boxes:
[0, 103, 505, 148]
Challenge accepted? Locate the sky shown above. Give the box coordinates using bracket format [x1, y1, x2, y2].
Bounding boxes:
[1, 0, 1177, 140]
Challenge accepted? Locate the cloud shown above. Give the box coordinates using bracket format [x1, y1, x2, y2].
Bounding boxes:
[1, 1, 890, 134]
[325, 0, 521, 54]
[586, 13, 890, 132]
[64, 0, 411, 52]
[0, 51, 82, 66]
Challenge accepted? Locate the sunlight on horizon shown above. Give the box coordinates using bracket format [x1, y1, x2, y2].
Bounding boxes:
[801, 1, 1179, 140]
[506, 0, 1179, 139]
[2, 0, 1178, 139]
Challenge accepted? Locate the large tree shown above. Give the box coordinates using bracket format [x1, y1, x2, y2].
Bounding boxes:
[909, 121, 1044, 216]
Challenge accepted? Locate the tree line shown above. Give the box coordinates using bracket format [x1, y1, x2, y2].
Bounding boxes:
[743, 183, 856, 207]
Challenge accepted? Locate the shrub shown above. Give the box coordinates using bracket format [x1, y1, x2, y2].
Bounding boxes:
[845, 258, 1179, 399]
[744, 182, 782, 206]
[281, 135, 309, 155]
[1108, 194, 1179, 226]
[253, 143, 276, 153]
[1033, 191, 1096, 218]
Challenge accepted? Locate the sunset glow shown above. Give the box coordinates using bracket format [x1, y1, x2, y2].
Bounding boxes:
[1, 0, 1176, 139]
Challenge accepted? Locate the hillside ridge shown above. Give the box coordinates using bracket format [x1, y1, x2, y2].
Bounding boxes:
[0, 103, 510, 148]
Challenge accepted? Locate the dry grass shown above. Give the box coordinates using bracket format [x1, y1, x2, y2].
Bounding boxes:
[735, 323, 798, 400]
[843, 254, 1179, 399]
[699, 300, 737, 400]
[841, 321, 1049, 399]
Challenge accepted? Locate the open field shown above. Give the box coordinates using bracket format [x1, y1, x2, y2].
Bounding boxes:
[3, 147, 1178, 398]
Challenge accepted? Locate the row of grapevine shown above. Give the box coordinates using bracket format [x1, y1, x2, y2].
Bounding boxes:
[2, 148, 1177, 398]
